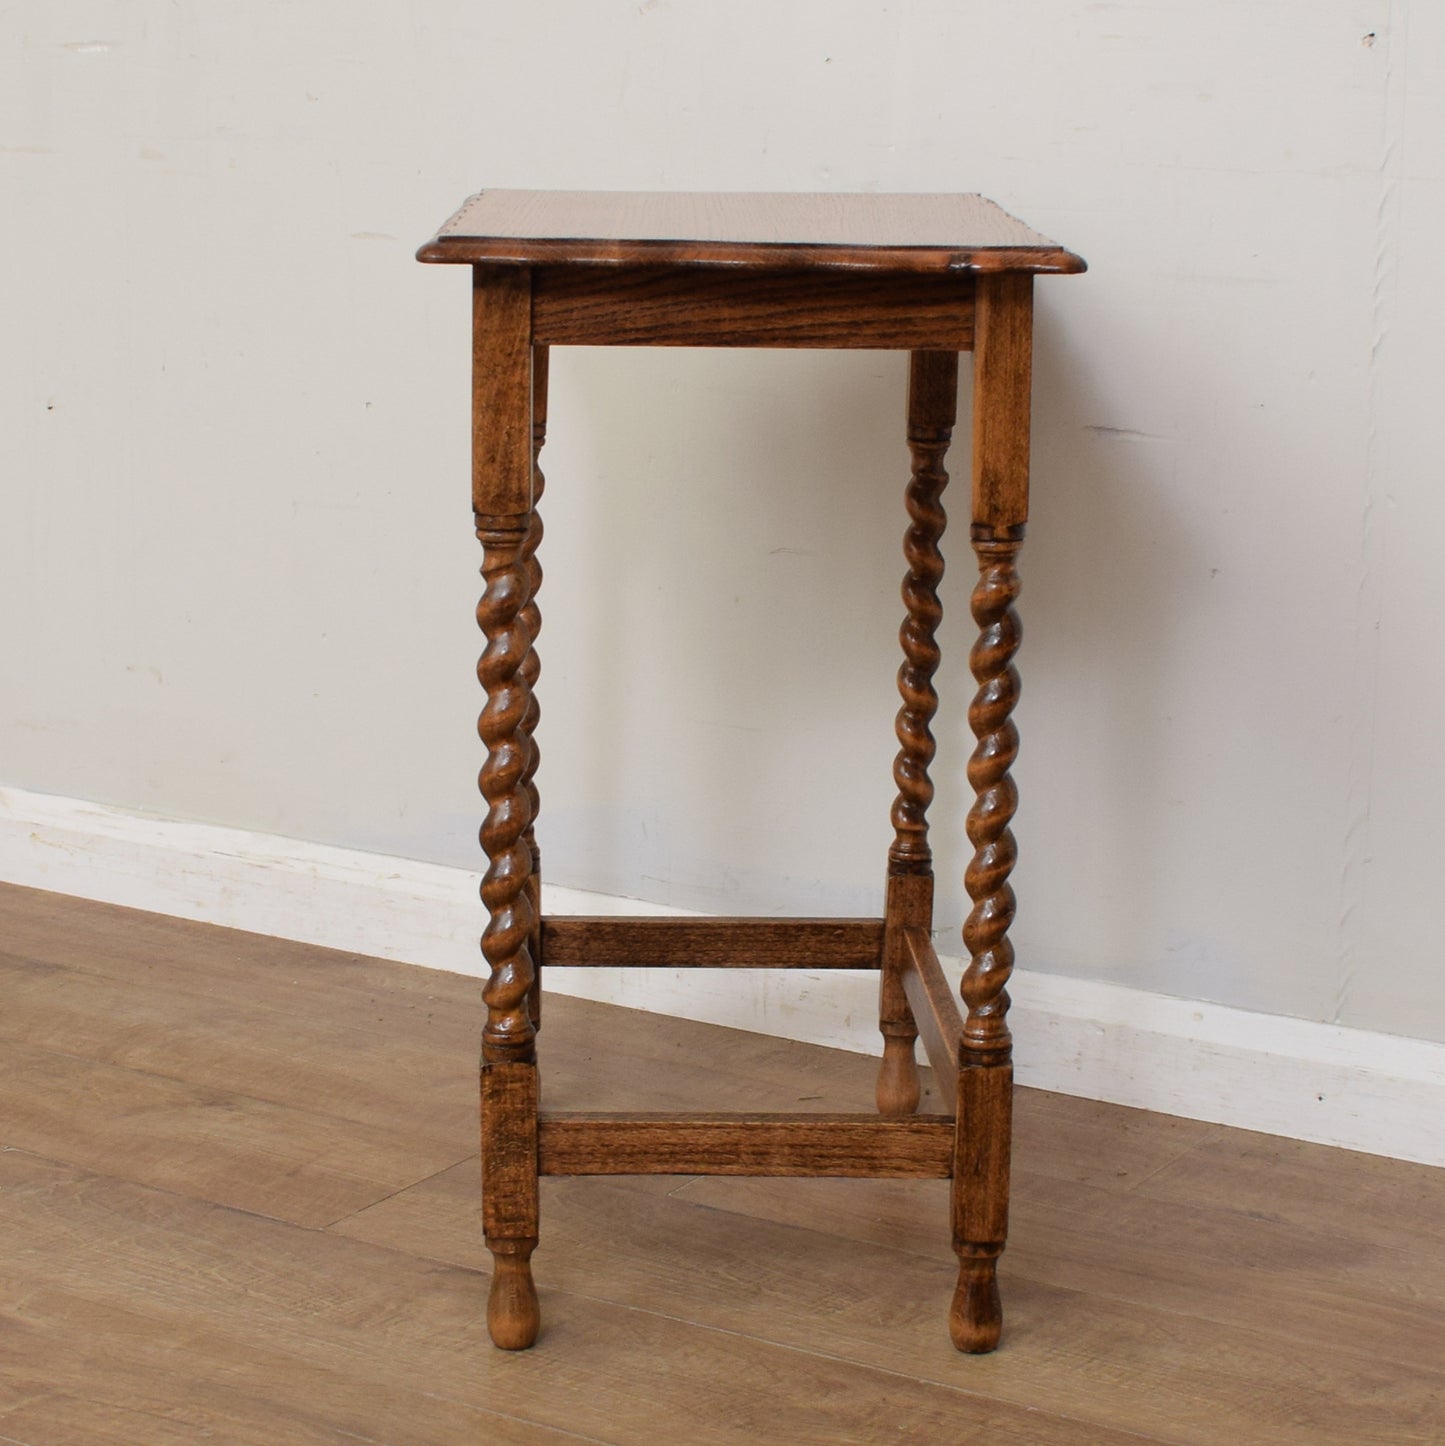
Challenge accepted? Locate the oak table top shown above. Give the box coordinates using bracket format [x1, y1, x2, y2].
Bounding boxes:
[417, 189, 1085, 275]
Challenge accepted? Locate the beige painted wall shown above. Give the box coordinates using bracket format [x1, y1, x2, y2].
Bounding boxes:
[4, 2, 1442, 1044]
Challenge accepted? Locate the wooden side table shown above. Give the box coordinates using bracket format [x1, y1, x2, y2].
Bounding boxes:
[417, 191, 1085, 1353]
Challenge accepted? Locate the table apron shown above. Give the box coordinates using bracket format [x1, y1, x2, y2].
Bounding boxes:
[528, 265, 976, 350]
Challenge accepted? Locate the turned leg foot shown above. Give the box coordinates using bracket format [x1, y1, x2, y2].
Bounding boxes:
[949, 1247, 1003, 1353]
[876, 1027, 921, 1115]
[487, 1240, 540, 1350]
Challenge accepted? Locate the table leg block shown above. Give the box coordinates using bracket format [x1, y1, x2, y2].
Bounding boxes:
[951, 1062, 1012, 1353]
[482, 1061, 540, 1349]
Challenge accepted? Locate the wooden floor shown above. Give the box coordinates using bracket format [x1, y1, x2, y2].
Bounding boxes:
[0, 884, 1442, 1444]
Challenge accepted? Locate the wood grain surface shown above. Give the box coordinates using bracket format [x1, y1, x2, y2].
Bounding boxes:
[3, 883, 1441, 1444]
[540, 915, 885, 969]
[902, 926, 964, 1078]
[531, 266, 976, 348]
[470, 267, 533, 521]
[419, 189, 1086, 274]
[537, 1111, 954, 1177]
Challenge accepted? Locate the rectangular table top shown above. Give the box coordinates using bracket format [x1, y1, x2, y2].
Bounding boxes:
[418, 190, 1084, 275]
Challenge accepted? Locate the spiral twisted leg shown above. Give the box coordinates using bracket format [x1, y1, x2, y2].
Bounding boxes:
[477, 516, 540, 1350]
[477, 524, 538, 1063]
[521, 347, 548, 1031]
[950, 527, 1023, 1353]
[889, 383, 952, 873]
[879, 352, 957, 1117]
[961, 532, 1021, 1064]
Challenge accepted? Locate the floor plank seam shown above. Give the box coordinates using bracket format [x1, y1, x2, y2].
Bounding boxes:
[320, 1155, 479, 1232]
[0, 943, 477, 1047]
[650, 1185, 958, 1267]
[0, 1031, 474, 1157]
[532, 1286, 1169, 1441]
[468, 1406, 616, 1446]
[320, 1227, 491, 1279]
[668, 1162, 1445, 1289]
[1119, 1134, 1226, 1195]
[0, 1263, 583, 1446]
[0, 1143, 488, 1254]
[581, 1181, 1445, 1385]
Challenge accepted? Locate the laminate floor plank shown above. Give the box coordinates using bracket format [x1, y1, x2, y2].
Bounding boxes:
[666, 1171, 1445, 1377]
[2, 883, 1442, 1444]
[0, 943, 862, 1137]
[1131, 1129, 1445, 1257]
[1009, 1086, 1225, 1191]
[0, 885, 448, 1013]
[0, 951, 472, 1154]
[0, 1039, 462, 1227]
[0, 886, 884, 1115]
[0, 1278, 586, 1446]
[0, 1149, 1137, 1446]
[334, 1161, 1445, 1444]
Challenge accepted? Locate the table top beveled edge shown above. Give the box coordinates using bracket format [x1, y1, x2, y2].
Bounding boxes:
[416, 189, 1087, 275]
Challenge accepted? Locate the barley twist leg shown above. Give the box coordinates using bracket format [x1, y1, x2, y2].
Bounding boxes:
[890, 394, 952, 871]
[951, 528, 1022, 1352]
[521, 347, 548, 1030]
[477, 526, 537, 1062]
[961, 533, 1021, 1059]
[477, 519, 539, 1349]
[879, 352, 957, 1116]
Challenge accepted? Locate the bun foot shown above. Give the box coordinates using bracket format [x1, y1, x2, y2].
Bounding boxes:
[949, 1251, 1002, 1353]
[487, 1242, 540, 1350]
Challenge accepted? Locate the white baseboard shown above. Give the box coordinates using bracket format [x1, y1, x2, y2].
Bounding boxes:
[3, 783, 1442, 1167]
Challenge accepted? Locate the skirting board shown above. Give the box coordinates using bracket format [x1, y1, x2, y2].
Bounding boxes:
[3, 783, 1442, 1168]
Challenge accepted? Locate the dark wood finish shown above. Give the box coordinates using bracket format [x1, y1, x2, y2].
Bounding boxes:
[877, 873, 929, 1115]
[473, 550, 539, 1344]
[949, 268, 1037, 1351]
[429, 191, 1080, 1355]
[971, 273, 1034, 530]
[9, 886, 1445, 1443]
[470, 268, 533, 523]
[953, 1064, 1014, 1352]
[523, 346, 548, 1031]
[889, 350, 957, 874]
[473, 272, 542, 1346]
[533, 266, 975, 349]
[480, 1061, 539, 1349]
[958, 532, 1023, 1068]
[878, 350, 959, 1117]
[475, 516, 538, 1065]
[419, 189, 1086, 275]
[538, 1112, 954, 1178]
[902, 927, 964, 1080]
[541, 915, 885, 969]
